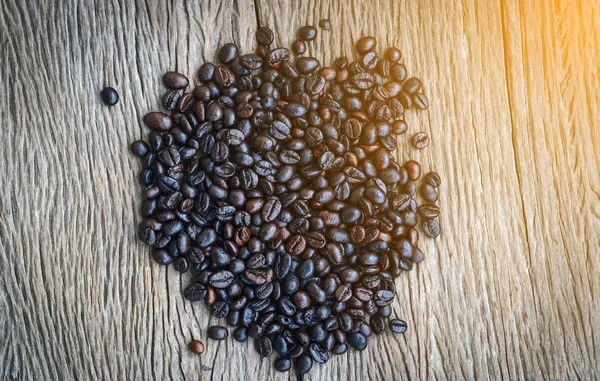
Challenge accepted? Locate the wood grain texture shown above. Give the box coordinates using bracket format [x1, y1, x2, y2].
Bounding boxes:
[1, 0, 598, 380]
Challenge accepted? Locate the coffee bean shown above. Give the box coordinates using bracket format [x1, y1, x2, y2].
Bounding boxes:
[218, 43, 239, 64]
[356, 36, 376, 53]
[130, 140, 149, 157]
[424, 171, 441, 187]
[420, 184, 438, 202]
[413, 92, 429, 110]
[144, 112, 173, 132]
[348, 332, 367, 351]
[292, 39, 307, 54]
[305, 74, 326, 95]
[318, 19, 331, 30]
[298, 25, 317, 41]
[214, 66, 235, 88]
[390, 319, 407, 333]
[296, 57, 319, 74]
[422, 219, 440, 238]
[163, 72, 189, 90]
[189, 340, 205, 354]
[274, 357, 291, 372]
[418, 203, 440, 219]
[209, 270, 234, 288]
[256, 27, 274, 45]
[101, 87, 119, 106]
[412, 132, 429, 149]
[184, 283, 207, 302]
[207, 326, 228, 340]
[268, 48, 290, 67]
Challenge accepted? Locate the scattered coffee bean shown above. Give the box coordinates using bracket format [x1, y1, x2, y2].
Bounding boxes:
[101, 87, 119, 106]
[208, 326, 228, 340]
[422, 219, 440, 238]
[318, 19, 331, 30]
[298, 26, 317, 41]
[163, 72, 189, 90]
[189, 340, 205, 354]
[412, 132, 429, 149]
[389, 319, 407, 334]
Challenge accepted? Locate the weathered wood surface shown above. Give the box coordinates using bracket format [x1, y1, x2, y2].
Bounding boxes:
[1, 0, 599, 380]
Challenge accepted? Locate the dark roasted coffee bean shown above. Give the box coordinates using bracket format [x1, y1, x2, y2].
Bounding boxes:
[101, 87, 119, 106]
[424, 171, 441, 187]
[183, 283, 207, 302]
[214, 66, 235, 88]
[305, 74, 326, 95]
[274, 357, 291, 372]
[348, 332, 367, 351]
[256, 27, 274, 45]
[418, 203, 440, 219]
[211, 301, 229, 318]
[296, 57, 319, 74]
[292, 39, 307, 54]
[295, 355, 313, 375]
[412, 132, 429, 149]
[130, 140, 149, 157]
[218, 43, 239, 64]
[233, 326, 248, 342]
[422, 219, 441, 238]
[318, 18, 331, 30]
[268, 48, 290, 67]
[421, 184, 439, 202]
[209, 270, 234, 288]
[144, 112, 173, 132]
[390, 319, 407, 333]
[163, 72, 189, 90]
[356, 36, 376, 53]
[207, 326, 228, 340]
[151, 249, 172, 265]
[298, 25, 317, 40]
[255, 336, 273, 357]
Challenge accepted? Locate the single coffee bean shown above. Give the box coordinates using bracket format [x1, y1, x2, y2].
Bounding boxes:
[256, 27, 274, 45]
[295, 355, 313, 375]
[296, 57, 319, 74]
[101, 87, 119, 106]
[420, 184, 439, 202]
[348, 332, 367, 351]
[183, 283, 207, 302]
[318, 19, 331, 30]
[163, 72, 189, 90]
[189, 340, 205, 354]
[144, 112, 173, 132]
[424, 171, 441, 187]
[292, 39, 307, 54]
[218, 43, 239, 64]
[298, 25, 317, 40]
[418, 203, 440, 219]
[207, 326, 228, 340]
[274, 357, 291, 372]
[390, 319, 408, 333]
[356, 36, 376, 53]
[413, 92, 429, 110]
[422, 219, 441, 238]
[405, 160, 422, 180]
[412, 132, 429, 149]
[130, 140, 149, 157]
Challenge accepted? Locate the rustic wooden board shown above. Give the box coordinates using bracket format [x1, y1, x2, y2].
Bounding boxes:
[1, 0, 599, 380]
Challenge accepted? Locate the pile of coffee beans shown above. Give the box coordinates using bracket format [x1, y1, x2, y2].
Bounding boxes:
[130, 22, 440, 377]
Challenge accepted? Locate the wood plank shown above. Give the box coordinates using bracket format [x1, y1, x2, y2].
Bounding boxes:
[0, 0, 598, 380]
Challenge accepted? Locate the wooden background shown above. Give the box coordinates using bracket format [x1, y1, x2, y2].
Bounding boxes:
[1, 0, 599, 379]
